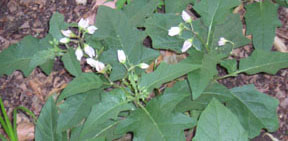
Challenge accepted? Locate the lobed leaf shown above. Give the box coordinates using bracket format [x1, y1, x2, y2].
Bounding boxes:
[57, 73, 103, 101]
[56, 90, 102, 132]
[35, 97, 63, 141]
[193, 0, 240, 26]
[94, 6, 159, 80]
[80, 89, 134, 140]
[188, 52, 220, 99]
[140, 59, 201, 92]
[193, 99, 248, 141]
[245, 0, 281, 51]
[0, 35, 53, 76]
[227, 85, 279, 138]
[144, 13, 184, 52]
[165, 0, 195, 13]
[116, 85, 196, 141]
[49, 12, 69, 40]
[175, 81, 233, 112]
[123, 0, 159, 27]
[239, 50, 288, 75]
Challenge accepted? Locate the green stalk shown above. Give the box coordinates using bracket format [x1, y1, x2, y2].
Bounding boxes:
[0, 98, 16, 141]
[12, 106, 37, 140]
[0, 115, 10, 138]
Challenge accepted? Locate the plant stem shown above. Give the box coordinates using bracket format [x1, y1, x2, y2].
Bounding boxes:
[0, 98, 16, 141]
[216, 71, 241, 80]
[0, 115, 9, 138]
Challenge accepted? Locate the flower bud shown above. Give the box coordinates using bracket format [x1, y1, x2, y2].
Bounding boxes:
[168, 27, 181, 36]
[61, 30, 76, 37]
[86, 58, 106, 73]
[75, 47, 84, 61]
[78, 18, 89, 29]
[181, 10, 192, 23]
[59, 38, 70, 44]
[138, 63, 149, 69]
[218, 37, 228, 46]
[84, 44, 95, 58]
[117, 50, 126, 64]
[87, 26, 98, 34]
[181, 38, 193, 52]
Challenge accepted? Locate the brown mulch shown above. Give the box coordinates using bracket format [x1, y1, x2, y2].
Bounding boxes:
[0, 0, 287, 141]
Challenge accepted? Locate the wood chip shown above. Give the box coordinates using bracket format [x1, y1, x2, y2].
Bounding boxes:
[274, 36, 288, 53]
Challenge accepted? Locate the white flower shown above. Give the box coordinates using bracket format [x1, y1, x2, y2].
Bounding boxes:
[181, 39, 193, 52]
[78, 18, 89, 29]
[181, 10, 192, 23]
[218, 37, 228, 46]
[84, 44, 95, 58]
[61, 30, 75, 37]
[117, 50, 126, 64]
[59, 38, 70, 44]
[86, 58, 105, 73]
[75, 47, 84, 61]
[87, 26, 98, 34]
[138, 63, 149, 69]
[168, 27, 181, 36]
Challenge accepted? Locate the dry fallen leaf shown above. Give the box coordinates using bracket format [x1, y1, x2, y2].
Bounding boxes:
[17, 122, 35, 141]
[83, 0, 118, 25]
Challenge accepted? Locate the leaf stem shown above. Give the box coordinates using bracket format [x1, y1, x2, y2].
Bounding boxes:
[216, 71, 241, 80]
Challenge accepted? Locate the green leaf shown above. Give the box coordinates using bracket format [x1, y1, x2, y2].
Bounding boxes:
[35, 97, 63, 140]
[193, 99, 248, 141]
[139, 59, 200, 92]
[238, 50, 288, 75]
[0, 36, 51, 76]
[220, 59, 237, 74]
[245, 0, 281, 51]
[94, 6, 159, 80]
[29, 49, 55, 69]
[123, 0, 159, 27]
[193, 0, 241, 50]
[144, 13, 184, 52]
[226, 85, 279, 138]
[188, 53, 219, 99]
[57, 90, 102, 132]
[116, 86, 196, 141]
[38, 34, 56, 75]
[275, 0, 288, 7]
[58, 73, 103, 101]
[80, 89, 134, 140]
[175, 82, 233, 112]
[210, 14, 250, 50]
[39, 59, 54, 75]
[165, 0, 195, 13]
[62, 48, 82, 77]
[193, 0, 240, 26]
[49, 12, 69, 40]
[116, 0, 127, 9]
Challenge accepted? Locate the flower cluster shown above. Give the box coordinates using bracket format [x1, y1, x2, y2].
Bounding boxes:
[59, 18, 98, 44]
[57, 18, 108, 73]
[117, 50, 150, 69]
[168, 10, 195, 53]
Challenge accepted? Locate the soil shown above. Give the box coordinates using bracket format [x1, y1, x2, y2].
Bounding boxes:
[0, 0, 287, 141]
